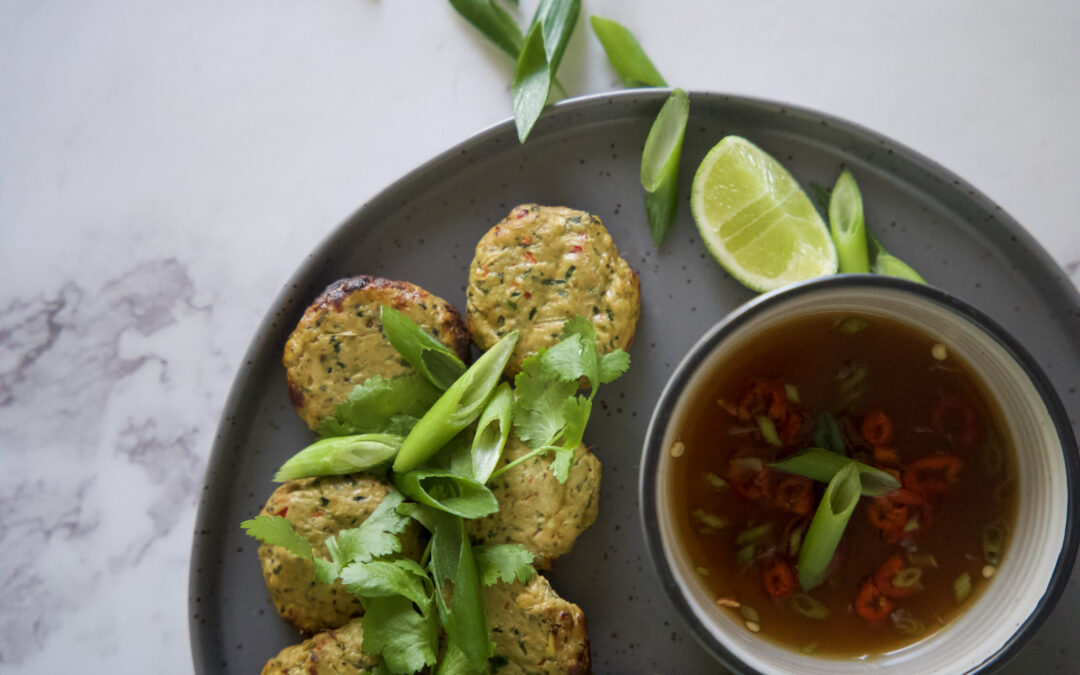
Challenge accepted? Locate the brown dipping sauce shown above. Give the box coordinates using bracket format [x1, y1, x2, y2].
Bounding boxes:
[669, 312, 1017, 657]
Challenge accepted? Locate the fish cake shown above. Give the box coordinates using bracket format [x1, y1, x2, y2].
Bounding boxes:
[468, 436, 600, 567]
[284, 275, 470, 430]
[484, 574, 591, 675]
[260, 618, 378, 674]
[257, 474, 422, 635]
[466, 204, 640, 376]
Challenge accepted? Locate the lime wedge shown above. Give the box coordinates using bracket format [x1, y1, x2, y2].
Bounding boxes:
[690, 136, 838, 292]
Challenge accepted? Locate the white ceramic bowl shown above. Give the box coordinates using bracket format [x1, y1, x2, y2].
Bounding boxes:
[640, 276, 1078, 674]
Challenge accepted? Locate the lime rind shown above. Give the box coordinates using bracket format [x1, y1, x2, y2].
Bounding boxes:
[691, 136, 838, 292]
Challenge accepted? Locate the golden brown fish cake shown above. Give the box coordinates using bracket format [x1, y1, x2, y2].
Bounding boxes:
[468, 436, 600, 568]
[258, 474, 422, 635]
[484, 574, 592, 675]
[466, 204, 640, 376]
[284, 275, 470, 430]
[260, 618, 378, 674]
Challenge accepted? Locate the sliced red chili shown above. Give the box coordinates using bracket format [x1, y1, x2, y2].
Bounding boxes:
[873, 445, 899, 466]
[774, 476, 814, 515]
[931, 394, 981, 449]
[855, 578, 895, 622]
[861, 411, 895, 446]
[729, 457, 775, 501]
[763, 559, 796, 598]
[903, 455, 964, 496]
[873, 554, 922, 598]
[866, 489, 933, 542]
[737, 378, 789, 422]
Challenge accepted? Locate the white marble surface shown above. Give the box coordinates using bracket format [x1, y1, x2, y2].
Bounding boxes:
[1, 0, 1077, 672]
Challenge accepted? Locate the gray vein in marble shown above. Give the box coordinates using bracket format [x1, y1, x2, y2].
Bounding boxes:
[0, 258, 212, 665]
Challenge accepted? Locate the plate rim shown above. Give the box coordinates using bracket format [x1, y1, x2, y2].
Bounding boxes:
[188, 88, 1080, 673]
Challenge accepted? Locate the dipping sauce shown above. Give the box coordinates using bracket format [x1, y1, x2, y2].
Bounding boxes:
[669, 312, 1017, 657]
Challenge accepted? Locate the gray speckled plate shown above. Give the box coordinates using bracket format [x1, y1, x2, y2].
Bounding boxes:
[189, 90, 1080, 674]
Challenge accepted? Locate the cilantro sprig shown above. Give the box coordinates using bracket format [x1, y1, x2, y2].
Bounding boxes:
[494, 317, 629, 482]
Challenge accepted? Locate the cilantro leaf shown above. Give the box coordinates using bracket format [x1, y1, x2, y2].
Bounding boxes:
[323, 490, 411, 571]
[240, 515, 312, 559]
[473, 544, 536, 586]
[361, 595, 439, 674]
[598, 349, 630, 383]
[512, 351, 578, 449]
[341, 557, 433, 609]
[551, 446, 575, 482]
[317, 374, 441, 437]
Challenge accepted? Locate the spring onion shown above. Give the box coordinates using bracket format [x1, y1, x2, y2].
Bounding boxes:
[868, 230, 926, 283]
[737, 523, 772, 546]
[813, 411, 846, 456]
[692, 509, 728, 533]
[983, 521, 1007, 567]
[891, 608, 926, 637]
[380, 306, 466, 390]
[784, 383, 801, 404]
[640, 88, 689, 245]
[789, 593, 830, 619]
[769, 447, 900, 496]
[798, 463, 861, 590]
[394, 469, 500, 519]
[394, 331, 518, 473]
[511, 0, 580, 143]
[954, 571, 972, 603]
[467, 382, 514, 484]
[828, 169, 870, 274]
[891, 567, 923, 588]
[756, 415, 782, 447]
[273, 433, 403, 482]
[448, 0, 525, 58]
[589, 15, 666, 88]
[705, 472, 728, 490]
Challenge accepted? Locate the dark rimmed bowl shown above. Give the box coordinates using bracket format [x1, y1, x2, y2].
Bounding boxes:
[640, 275, 1079, 674]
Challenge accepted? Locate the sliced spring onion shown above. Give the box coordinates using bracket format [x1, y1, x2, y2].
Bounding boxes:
[511, 0, 581, 143]
[755, 415, 782, 447]
[381, 306, 467, 390]
[907, 552, 938, 568]
[739, 605, 760, 623]
[868, 230, 926, 283]
[789, 525, 806, 557]
[589, 15, 666, 87]
[954, 572, 972, 603]
[705, 472, 729, 490]
[891, 608, 926, 637]
[813, 412, 846, 456]
[801, 642, 820, 655]
[467, 382, 514, 484]
[982, 437, 1004, 476]
[833, 315, 870, 334]
[736, 544, 756, 567]
[892, 567, 923, 588]
[736, 523, 772, 546]
[448, 0, 525, 58]
[273, 433, 403, 482]
[903, 516, 920, 532]
[769, 448, 900, 496]
[640, 88, 689, 245]
[828, 169, 870, 274]
[797, 463, 861, 591]
[784, 383, 801, 404]
[983, 521, 1007, 567]
[394, 332, 518, 473]
[394, 469, 500, 519]
[692, 509, 728, 532]
[789, 593, 830, 619]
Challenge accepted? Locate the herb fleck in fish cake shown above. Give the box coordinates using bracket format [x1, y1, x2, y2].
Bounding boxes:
[284, 275, 470, 430]
[260, 618, 378, 674]
[257, 474, 422, 635]
[485, 574, 592, 675]
[469, 436, 600, 567]
[466, 205, 641, 375]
